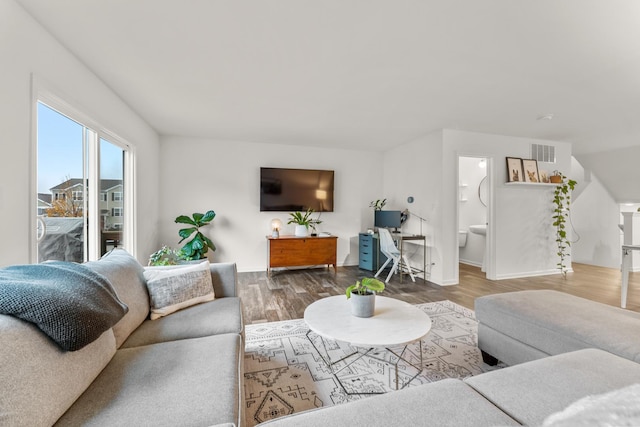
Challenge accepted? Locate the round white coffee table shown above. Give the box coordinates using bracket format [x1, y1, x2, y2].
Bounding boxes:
[303, 295, 432, 394]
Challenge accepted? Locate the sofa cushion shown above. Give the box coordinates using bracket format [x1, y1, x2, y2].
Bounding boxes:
[475, 290, 640, 362]
[257, 378, 519, 427]
[55, 333, 243, 427]
[465, 348, 640, 426]
[143, 260, 215, 320]
[85, 249, 149, 348]
[0, 314, 116, 427]
[121, 297, 243, 348]
[0, 261, 128, 351]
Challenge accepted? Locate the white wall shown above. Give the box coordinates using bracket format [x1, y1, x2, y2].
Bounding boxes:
[571, 158, 622, 269]
[383, 131, 444, 282]
[446, 130, 573, 282]
[384, 129, 573, 285]
[0, 0, 160, 266]
[158, 136, 382, 272]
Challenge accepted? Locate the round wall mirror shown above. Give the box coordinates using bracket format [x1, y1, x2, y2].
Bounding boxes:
[478, 176, 487, 207]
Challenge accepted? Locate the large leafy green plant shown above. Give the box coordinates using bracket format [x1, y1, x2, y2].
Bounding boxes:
[551, 173, 577, 277]
[175, 210, 216, 260]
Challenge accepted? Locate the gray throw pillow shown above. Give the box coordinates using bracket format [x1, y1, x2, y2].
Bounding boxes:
[143, 260, 215, 320]
[0, 261, 128, 351]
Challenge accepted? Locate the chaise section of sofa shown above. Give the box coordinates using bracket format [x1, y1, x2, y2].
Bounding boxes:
[465, 348, 640, 426]
[475, 289, 640, 366]
[257, 348, 640, 427]
[0, 249, 244, 427]
[256, 378, 520, 427]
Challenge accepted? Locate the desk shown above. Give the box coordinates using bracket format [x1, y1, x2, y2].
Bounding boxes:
[359, 233, 427, 282]
[621, 245, 640, 308]
[394, 234, 427, 283]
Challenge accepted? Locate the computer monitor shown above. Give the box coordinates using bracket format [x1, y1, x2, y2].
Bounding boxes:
[374, 210, 402, 232]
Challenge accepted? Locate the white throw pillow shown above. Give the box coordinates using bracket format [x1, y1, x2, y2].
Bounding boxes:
[143, 261, 215, 320]
[542, 383, 640, 426]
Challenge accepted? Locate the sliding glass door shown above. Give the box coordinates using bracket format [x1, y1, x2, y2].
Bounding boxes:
[35, 101, 131, 262]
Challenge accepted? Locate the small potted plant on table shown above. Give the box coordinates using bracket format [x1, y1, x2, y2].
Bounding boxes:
[345, 277, 385, 318]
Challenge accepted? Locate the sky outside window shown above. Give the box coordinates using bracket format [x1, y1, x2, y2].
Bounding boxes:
[37, 102, 122, 194]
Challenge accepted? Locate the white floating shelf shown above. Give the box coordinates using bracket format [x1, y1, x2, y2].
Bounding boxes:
[504, 182, 562, 187]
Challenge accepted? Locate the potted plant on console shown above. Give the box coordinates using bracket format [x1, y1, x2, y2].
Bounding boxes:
[345, 277, 385, 318]
[288, 208, 321, 237]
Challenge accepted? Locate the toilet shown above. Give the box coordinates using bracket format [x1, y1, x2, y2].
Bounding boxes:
[458, 230, 468, 247]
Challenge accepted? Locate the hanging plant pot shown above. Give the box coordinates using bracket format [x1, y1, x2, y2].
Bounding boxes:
[350, 292, 376, 318]
[294, 225, 308, 237]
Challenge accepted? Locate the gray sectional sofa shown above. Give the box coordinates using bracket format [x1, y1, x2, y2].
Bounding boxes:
[5, 251, 638, 427]
[259, 290, 640, 426]
[475, 289, 640, 366]
[0, 249, 244, 427]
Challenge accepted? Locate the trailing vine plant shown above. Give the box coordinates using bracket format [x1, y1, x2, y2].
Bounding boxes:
[552, 172, 577, 277]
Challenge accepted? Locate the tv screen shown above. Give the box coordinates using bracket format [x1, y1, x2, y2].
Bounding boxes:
[260, 167, 334, 212]
[375, 210, 402, 229]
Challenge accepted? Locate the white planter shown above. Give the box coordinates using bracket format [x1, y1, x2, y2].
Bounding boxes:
[294, 225, 308, 237]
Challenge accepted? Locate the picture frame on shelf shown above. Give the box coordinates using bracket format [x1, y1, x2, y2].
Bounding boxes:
[522, 159, 540, 183]
[539, 169, 550, 183]
[506, 157, 524, 182]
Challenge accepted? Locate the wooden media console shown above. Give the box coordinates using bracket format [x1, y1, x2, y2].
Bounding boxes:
[266, 235, 337, 274]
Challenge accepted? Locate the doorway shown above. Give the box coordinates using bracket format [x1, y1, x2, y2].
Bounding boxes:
[458, 156, 490, 278]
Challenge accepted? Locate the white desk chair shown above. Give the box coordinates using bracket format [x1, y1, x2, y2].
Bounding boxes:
[375, 228, 416, 283]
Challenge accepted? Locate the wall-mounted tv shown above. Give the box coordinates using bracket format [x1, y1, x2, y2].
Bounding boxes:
[260, 167, 334, 212]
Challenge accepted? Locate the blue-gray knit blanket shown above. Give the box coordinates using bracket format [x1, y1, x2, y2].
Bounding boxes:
[0, 261, 128, 351]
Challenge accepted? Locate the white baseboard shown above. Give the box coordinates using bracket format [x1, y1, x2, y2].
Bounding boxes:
[459, 259, 482, 268]
[495, 268, 570, 280]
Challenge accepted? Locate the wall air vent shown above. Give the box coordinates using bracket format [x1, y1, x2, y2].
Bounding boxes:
[531, 144, 555, 163]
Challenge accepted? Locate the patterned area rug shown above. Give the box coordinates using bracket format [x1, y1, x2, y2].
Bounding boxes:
[243, 300, 500, 426]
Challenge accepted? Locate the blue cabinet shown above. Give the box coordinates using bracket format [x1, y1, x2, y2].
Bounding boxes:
[358, 233, 387, 271]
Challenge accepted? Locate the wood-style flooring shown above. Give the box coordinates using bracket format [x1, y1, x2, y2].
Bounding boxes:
[238, 263, 640, 324]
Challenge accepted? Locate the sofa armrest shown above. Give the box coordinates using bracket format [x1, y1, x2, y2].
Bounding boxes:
[210, 262, 238, 298]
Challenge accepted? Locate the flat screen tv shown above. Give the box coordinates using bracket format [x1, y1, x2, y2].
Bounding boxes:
[260, 167, 334, 212]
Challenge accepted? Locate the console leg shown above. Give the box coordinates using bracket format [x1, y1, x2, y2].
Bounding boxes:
[481, 350, 499, 366]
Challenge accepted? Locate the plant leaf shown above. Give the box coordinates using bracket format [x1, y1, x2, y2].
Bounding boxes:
[175, 215, 196, 226]
[178, 227, 197, 242]
[192, 212, 204, 224]
[201, 210, 216, 223]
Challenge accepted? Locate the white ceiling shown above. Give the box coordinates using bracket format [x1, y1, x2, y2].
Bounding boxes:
[16, 0, 640, 156]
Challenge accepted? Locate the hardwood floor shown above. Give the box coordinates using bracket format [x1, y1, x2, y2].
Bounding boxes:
[237, 263, 640, 324]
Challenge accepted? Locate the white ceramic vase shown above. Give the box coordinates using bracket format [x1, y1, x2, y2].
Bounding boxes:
[294, 225, 308, 237]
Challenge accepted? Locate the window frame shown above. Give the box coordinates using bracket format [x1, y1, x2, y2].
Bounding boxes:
[31, 79, 136, 262]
